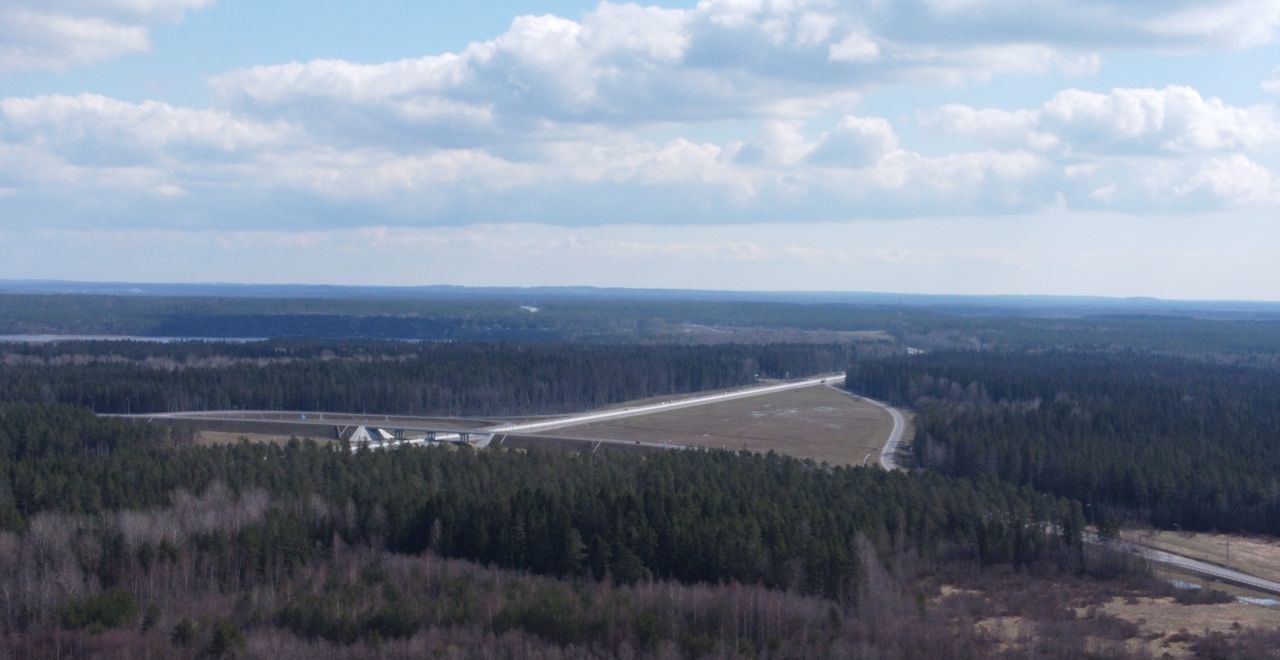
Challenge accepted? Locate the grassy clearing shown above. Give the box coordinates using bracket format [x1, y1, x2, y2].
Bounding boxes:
[194, 431, 336, 446]
[932, 565, 1280, 660]
[547, 385, 893, 466]
[1092, 596, 1280, 658]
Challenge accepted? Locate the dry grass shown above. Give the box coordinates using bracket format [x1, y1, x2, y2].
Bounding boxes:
[1123, 529, 1280, 585]
[545, 385, 894, 466]
[933, 571, 1280, 660]
[175, 410, 489, 430]
[194, 431, 335, 446]
[1092, 595, 1280, 658]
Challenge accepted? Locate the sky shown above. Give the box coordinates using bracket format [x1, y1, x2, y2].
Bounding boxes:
[2, 1, 1280, 300]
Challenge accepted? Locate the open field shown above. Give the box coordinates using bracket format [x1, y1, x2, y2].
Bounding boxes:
[194, 431, 337, 446]
[130, 412, 490, 446]
[540, 384, 893, 466]
[936, 573, 1280, 660]
[1094, 595, 1280, 658]
[140, 410, 493, 430]
[1123, 529, 1280, 585]
[973, 597, 1280, 659]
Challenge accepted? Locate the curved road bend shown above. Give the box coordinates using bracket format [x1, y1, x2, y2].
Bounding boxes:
[838, 385, 1280, 597]
[868, 398, 905, 470]
[823, 382, 905, 471]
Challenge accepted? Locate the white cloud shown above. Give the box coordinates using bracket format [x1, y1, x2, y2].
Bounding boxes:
[0, 94, 296, 164]
[901, 0, 1280, 50]
[1144, 0, 1280, 50]
[735, 121, 814, 167]
[0, 0, 213, 75]
[1043, 86, 1280, 153]
[809, 116, 899, 167]
[3, 1, 1280, 237]
[2, 85, 1278, 231]
[930, 86, 1280, 156]
[828, 32, 879, 63]
[1178, 155, 1280, 207]
[209, 1, 1280, 147]
[922, 105, 1059, 151]
[1264, 67, 1280, 95]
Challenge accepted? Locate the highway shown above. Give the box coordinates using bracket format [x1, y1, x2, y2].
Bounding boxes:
[1102, 537, 1280, 596]
[478, 373, 848, 442]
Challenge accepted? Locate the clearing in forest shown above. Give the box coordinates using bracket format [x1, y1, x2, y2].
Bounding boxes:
[541, 385, 896, 466]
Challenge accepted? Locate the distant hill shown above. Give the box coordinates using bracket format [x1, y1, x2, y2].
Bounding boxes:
[3, 279, 1279, 319]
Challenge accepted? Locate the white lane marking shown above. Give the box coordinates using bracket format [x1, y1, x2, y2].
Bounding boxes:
[484, 374, 847, 436]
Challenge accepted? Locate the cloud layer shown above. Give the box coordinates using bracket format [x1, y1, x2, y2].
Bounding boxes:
[2, 0, 1279, 233]
[0, 0, 213, 74]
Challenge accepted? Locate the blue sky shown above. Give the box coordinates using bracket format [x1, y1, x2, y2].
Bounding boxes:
[2, 1, 1279, 299]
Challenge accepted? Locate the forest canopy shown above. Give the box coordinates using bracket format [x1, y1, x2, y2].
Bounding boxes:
[846, 350, 1280, 535]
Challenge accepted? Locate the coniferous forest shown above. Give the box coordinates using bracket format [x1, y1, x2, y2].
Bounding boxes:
[846, 351, 1280, 535]
[2, 291, 1280, 658]
[0, 403, 1098, 657]
[0, 341, 853, 416]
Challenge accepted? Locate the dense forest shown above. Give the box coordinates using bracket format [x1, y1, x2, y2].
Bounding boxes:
[846, 350, 1280, 535]
[0, 341, 852, 417]
[0, 403, 1102, 657]
[6, 292, 1280, 357]
[4, 298, 1280, 656]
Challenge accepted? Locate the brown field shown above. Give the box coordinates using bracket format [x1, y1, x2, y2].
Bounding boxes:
[194, 431, 336, 446]
[1093, 596, 1280, 658]
[933, 569, 1280, 660]
[1123, 529, 1280, 585]
[971, 597, 1280, 659]
[164, 410, 490, 430]
[543, 385, 894, 466]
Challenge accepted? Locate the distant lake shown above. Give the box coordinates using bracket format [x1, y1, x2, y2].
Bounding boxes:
[0, 335, 266, 344]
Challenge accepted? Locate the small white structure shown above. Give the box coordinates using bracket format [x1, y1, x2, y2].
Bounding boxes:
[348, 426, 395, 447]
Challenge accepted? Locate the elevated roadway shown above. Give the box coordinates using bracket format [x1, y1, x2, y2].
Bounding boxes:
[1100, 536, 1280, 596]
[478, 373, 848, 444]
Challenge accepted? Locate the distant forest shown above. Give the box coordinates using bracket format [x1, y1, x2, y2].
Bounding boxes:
[6, 292, 1280, 357]
[0, 341, 852, 416]
[846, 350, 1280, 536]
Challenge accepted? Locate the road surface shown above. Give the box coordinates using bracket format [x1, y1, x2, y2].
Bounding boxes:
[1100, 537, 1280, 596]
[824, 384, 905, 470]
[477, 373, 848, 443]
[874, 400, 906, 470]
